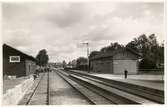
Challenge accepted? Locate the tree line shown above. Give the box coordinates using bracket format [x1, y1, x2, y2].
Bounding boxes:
[89, 34, 164, 70]
[67, 34, 164, 72]
[63, 34, 164, 72]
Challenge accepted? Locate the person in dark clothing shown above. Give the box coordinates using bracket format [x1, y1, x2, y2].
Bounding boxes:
[124, 69, 128, 79]
[36, 69, 39, 77]
[34, 69, 39, 79]
[33, 71, 37, 80]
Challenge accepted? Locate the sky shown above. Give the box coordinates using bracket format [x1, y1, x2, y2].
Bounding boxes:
[2, 2, 164, 63]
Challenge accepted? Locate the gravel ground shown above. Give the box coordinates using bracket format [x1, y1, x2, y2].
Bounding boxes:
[28, 73, 48, 105]
[49, 72, 90, 105]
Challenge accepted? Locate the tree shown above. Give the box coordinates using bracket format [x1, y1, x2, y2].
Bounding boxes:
[89, 51, 99, 59]
[126, 38, 139, 52]
[126, 34, 164, 69]
[71, 59, 77, 68]
[100, 42, 124, 52]
[76, 57, 88, 71]
[62, 60, 67, 68]
[76, 57, 88, 66]
[36, 49, 49, 66]
[68, 61, 72, 66]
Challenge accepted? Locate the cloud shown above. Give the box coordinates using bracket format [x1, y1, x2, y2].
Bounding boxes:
[2, 2, 164, 62]
[46, 3, 86, 28]
[4, 29, 31, 47]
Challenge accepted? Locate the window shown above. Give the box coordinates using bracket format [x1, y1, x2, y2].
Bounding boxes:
[9, 56, 20, 63]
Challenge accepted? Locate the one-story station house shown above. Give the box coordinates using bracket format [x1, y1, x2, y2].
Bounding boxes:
[90, 48, 141, 74]
[3, 44, 36, 78]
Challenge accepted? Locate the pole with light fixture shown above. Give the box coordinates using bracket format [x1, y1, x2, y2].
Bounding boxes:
[82, 42, 90, 73]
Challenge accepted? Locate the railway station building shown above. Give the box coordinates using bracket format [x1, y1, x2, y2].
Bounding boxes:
[3, 44, 36, 78]
[90, 48, 141, 74]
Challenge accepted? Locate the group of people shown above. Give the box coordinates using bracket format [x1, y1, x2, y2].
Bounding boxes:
[33, 67, 51, 79]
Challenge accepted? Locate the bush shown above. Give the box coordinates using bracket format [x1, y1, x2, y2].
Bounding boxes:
[139, 59, 156, 69]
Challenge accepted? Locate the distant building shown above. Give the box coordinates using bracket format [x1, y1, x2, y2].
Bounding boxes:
[3, 44, 36, 78]
[90, 48, 141, 74]
[47, 62, 55, 67]
[54, 62, 63, 68]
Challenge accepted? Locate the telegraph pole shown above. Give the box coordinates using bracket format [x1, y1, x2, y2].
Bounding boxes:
[82, 42, 90, 73]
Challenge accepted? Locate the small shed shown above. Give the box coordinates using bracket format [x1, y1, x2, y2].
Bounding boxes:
[90, 48, 140, 74]
[3, 44, 36, 78]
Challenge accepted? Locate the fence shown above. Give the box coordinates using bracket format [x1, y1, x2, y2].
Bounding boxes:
[138, 69, 164, 74]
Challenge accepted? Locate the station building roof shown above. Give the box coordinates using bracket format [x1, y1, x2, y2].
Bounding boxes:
[90, 47, 141, 60]
[3, 44, 36, 62]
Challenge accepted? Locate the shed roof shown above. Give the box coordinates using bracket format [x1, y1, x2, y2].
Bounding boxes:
[3, 44, 36, 62]
[90, 47, 141, 60]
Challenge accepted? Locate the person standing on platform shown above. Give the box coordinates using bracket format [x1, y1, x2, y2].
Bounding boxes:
[124, 69, 128, 79]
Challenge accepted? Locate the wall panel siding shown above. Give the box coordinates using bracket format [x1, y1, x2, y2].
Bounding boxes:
[113, 51, 138, 60]
[25, 60, 36, 76]
[113, 60, 137, 74]
[3, 44, 36, 78]
[3, 57, 25, 77]
[91, 59, 113, 73]
[90, 50, 139, 74]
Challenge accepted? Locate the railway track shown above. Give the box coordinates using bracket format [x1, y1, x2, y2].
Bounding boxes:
[19, 69, 164, 105]
[26, 73, 46, 105]
[19, 72, 49, 105]
[56, 70, 112, 104]
[57, 69, 164, 104]
[47, 71, 50, 105]
[20, 71, 92, 105]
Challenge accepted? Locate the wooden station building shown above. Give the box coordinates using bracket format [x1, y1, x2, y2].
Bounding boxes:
[3, 44, 36, 78]
[90, 48, 141, 74]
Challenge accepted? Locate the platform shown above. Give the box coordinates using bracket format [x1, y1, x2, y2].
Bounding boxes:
[71, 70, 164, 91]
[3, 76, 32, 94]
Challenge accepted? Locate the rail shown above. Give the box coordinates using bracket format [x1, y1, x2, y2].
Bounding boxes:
[26, 73, 45, 105]
[61, 69, 164, 104]
[47, 71, 50, 105]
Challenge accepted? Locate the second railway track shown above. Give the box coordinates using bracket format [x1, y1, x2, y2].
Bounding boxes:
[19, 69, 164, 105]
[56, 69, 164, 104]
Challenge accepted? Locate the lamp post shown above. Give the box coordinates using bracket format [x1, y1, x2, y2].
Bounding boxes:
[82, 42, 90, 73]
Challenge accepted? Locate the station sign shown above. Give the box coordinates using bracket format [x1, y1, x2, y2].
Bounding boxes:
[9, 56, 20, 63]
